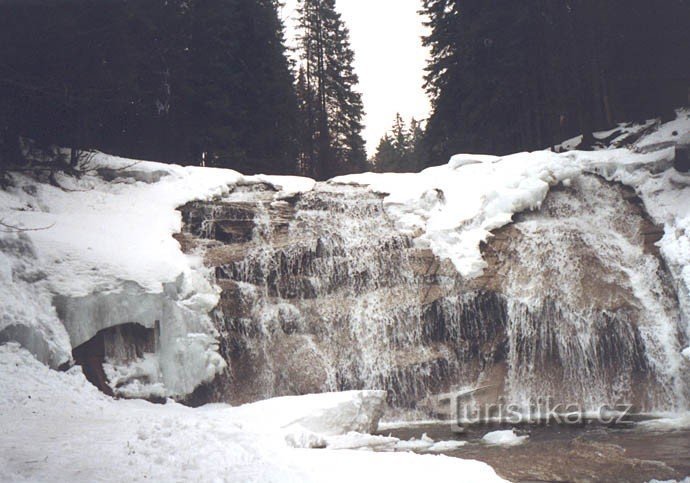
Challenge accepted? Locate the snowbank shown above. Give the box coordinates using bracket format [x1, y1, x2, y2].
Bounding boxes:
[331, 130, 682, 282]
[0, 344, 506, 482]
[230, 390, 386, 436]
[0, 233, 71, 368]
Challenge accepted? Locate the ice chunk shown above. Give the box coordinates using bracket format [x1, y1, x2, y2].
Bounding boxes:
[395, 433, 435, 451]
[325, 432, 399, 451]
[425, 440, 467, 452]
[230, 390, 387, 436]
[482, 429, 529, 446]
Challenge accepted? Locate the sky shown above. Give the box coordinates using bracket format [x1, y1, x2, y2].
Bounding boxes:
[280, 0, 431, 156]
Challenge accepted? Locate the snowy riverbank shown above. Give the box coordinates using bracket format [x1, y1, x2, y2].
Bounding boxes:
[0, 344, 505, 482]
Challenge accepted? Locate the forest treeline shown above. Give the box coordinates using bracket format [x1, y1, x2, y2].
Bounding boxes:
[1, 0, 689, 177]
[415, 0, 690, 167]
[0, 0, 364, 179]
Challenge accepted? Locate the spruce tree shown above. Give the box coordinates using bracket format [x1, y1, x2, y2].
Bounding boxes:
[372, 134, 397, 172]
[296, 0, 366, 179]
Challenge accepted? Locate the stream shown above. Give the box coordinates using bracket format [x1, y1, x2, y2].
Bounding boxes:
[382, 421, 690, 482]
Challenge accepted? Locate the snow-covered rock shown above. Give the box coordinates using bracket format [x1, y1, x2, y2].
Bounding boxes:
[0, 156, 317, 397]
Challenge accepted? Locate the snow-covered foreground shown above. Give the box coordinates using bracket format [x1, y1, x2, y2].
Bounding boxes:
[0, 344, 505, 482]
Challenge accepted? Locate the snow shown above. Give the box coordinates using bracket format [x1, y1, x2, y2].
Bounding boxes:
[425, 440, 467, 452]
[230, 390, 386, 436]
[0, 233, 71, 368]
[394, 433, 435, 451]
[0, 344, 506, 482]
[333, 137, 683, 281]
[0, 155, 247, 394]
[482, 429, 529, 447]
[1, 109, 689, 479]
[448, 153, 500, 169]
[103, 354, 166, 399]
[247, 174, 317, 198]
[636, 113, 690, 149]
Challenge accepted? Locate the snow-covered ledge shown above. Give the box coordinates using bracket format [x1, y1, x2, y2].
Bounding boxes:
[0, 157, 318, 397]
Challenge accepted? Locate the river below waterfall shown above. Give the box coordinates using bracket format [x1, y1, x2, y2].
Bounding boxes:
[381, 422, 690, 482]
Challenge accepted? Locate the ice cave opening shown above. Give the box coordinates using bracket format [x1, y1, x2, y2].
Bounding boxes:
[71, 322, 159, 399]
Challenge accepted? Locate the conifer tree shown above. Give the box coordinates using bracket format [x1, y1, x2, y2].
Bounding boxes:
[296, 0, 366, 179]
[372, 134, 397, 172]
[372, 114, 425, 173]
[420, 0, 690, 166]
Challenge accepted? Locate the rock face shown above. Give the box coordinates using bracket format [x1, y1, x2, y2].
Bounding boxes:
[178, 175, 688, 414]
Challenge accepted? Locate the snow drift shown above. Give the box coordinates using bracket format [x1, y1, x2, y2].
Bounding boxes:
[0, 343, 506, 482]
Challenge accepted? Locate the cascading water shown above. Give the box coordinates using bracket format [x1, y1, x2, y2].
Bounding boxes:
[497, 175, 687, 411]
[179, 174, 688, 415]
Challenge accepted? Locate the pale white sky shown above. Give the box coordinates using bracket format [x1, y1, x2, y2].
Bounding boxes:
[280, 0, 431, 156]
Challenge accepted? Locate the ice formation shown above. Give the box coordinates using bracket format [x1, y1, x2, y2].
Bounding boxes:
[481, 429, 529, 447]
[0, 156, 322, 397]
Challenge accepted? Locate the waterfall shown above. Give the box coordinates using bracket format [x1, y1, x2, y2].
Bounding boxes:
[179, 174, 688, 415]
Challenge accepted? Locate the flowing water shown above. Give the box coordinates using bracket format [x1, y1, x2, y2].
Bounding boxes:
[383, 421, 690, 483]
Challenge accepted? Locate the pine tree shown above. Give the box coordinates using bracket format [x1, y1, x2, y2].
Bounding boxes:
[296, 0, 366, 180]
